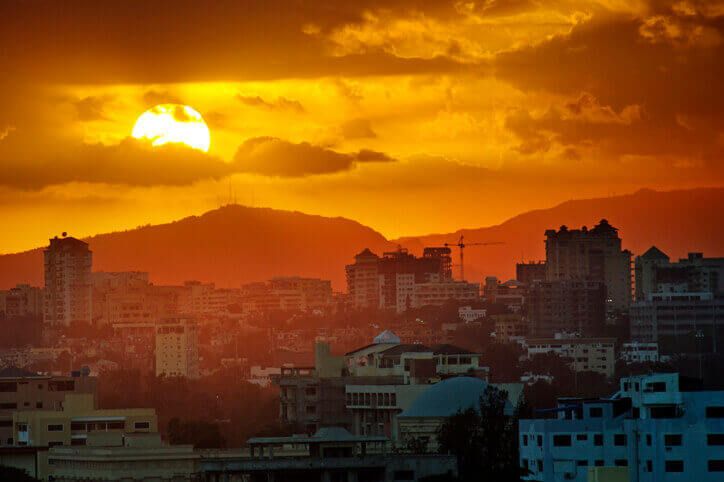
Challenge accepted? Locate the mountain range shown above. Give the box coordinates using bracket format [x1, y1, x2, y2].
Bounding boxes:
[0, 187, 721, 290]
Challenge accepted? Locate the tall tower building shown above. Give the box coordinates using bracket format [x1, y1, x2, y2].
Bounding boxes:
[43, 235, 93, 326]
[345, 249, 381, 309]
[545, 219, 632, 311]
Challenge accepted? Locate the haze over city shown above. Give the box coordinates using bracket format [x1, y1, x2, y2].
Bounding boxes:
[1, 1, 723, 482]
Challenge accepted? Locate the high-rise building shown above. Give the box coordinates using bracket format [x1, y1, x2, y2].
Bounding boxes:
[545, 220, 632, 311]
[346, 249, 381, 309]
[43, 235, 93, 326]
[516, 261, 547, 285]
[155, 318, 199, 379]
[527, 280, 606, 337]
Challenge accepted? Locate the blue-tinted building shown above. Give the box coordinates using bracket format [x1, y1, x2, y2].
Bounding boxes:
[519, 373, 724, 481]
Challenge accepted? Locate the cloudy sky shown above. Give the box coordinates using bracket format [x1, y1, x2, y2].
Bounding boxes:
[1, 0, 722, 252]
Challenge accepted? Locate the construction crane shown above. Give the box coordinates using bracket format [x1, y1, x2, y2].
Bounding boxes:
[443, 235, 504, 281]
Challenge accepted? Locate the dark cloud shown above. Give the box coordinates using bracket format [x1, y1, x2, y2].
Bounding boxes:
[340, 118, 377, 139]
[73, 96, 110, 121]
[141, 90, 184, 107]
[0, 0, 468, 84]
[233, 137, 394, 177]
[237, 95, 305, 113]
[496, 6, 724, 166]
[0, 126, 395, 187]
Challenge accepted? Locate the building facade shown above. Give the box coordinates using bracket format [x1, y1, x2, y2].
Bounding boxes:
[155, 317, 200, 379]
[520, 373, 724, 482]
[0, 285, 43, 319]
[527, 280, 606, 337]
[43, 236, 93, 326]
[545, 220, 632, 311]
[526, 337, 616, 377]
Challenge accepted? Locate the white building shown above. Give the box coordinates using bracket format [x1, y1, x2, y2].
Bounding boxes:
[458, 306, 486, 322]
[620, 342, 661, 364]
[520, 373, 724, 482]
[43, 235, 93, 326]
[526, 337, 616, 377]
[155, 318, 199, 379]
[411, 281, 480, 310]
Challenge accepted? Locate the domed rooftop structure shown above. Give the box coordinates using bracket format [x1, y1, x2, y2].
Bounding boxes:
[373, 330, 400, 344]
[398, 377, 513, 419]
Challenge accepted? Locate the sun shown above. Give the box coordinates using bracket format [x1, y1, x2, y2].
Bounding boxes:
[132, 104, 211, 152]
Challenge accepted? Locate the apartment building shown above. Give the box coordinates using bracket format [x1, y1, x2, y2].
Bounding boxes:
[630, 291, 724, 355]
[619, 342, 661, 364]
[527, 280, 607, 337]
[635, 248, 724, 300]
[155, 317, 200, 379]
[13, 393, 157, 448]
[526, 337, 616, 377]
[0, 367, 97, 446]
[277, 336, 484, 437]
[520, 373, 724, 482]
[43, 235, 93, 326]
[545, 220, 632, 311]
[0, 284, 43, 318]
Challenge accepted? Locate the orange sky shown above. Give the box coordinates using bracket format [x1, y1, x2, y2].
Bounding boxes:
[1, 0, 723, 253]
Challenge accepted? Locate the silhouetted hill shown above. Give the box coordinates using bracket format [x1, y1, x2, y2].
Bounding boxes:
[0, 188, 721, 290]
[395, 187, 724, 282]
[0, 205, 395, 290]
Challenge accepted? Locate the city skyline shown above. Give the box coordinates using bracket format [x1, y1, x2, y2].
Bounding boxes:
[1, 1, 723, 253]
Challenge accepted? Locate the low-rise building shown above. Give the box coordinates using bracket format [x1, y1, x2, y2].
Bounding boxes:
[619, 342, 661, 364]
[12, 393, 157, 448]
[519, 373, 724, 482]
[526, 337, 616, 377]
[0, 368, 96, 447]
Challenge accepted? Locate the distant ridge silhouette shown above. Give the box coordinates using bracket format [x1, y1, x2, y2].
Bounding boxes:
[0, 188, 721, 289]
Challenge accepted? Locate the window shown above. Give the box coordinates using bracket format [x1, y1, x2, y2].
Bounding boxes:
[36, 402, 43, 409]
[108, 422, 124, 430]
[664, 434, 682, 446]
[133, 421, 150, 430]
[48, 441, 63, 447]
[0, 420, 11, 428]
[576, 434, 588, 441]
[576, 460, 588, 467]
[537, 460, 543, 472]
[707, 407, 724, 418]
[594, 434, 603, 446]
[614, 459, 628, 467]
[71, 438, 86, 446]
[0, 382, 17, 392]
[589, 407, 603, 418]
[553, 435, 572, 446]
[0, 403, 17, 409]
[646, 434, 652, 446]
[647, 382, 666, 392]
[708, 460, 724, 472]
[305, 387, 317, 397]
[708, 434, 724, 446]
[595, 460, 604, 467]
[70, 422, 85, 431]
[391, 393, 397, 406]
[522, 434, 528, 446]
[537, 435, 543, 447]
[48, 380, 75, 391]
[305, 405, 316, 415]
[47, 424, 64, 432]
[665, 460, 684, 472]
[646, 460, 653, 472]
[632, 407, 640, 418]
[614, 434, 627, 446]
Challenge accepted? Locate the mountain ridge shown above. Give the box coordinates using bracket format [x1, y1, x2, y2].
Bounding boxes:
[0, 187, 721, 290]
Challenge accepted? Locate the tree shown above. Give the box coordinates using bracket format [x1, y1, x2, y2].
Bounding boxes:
[0, 465, 39, 482]
[167, 418, 226, 448]
[437, 386, 523, 482]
